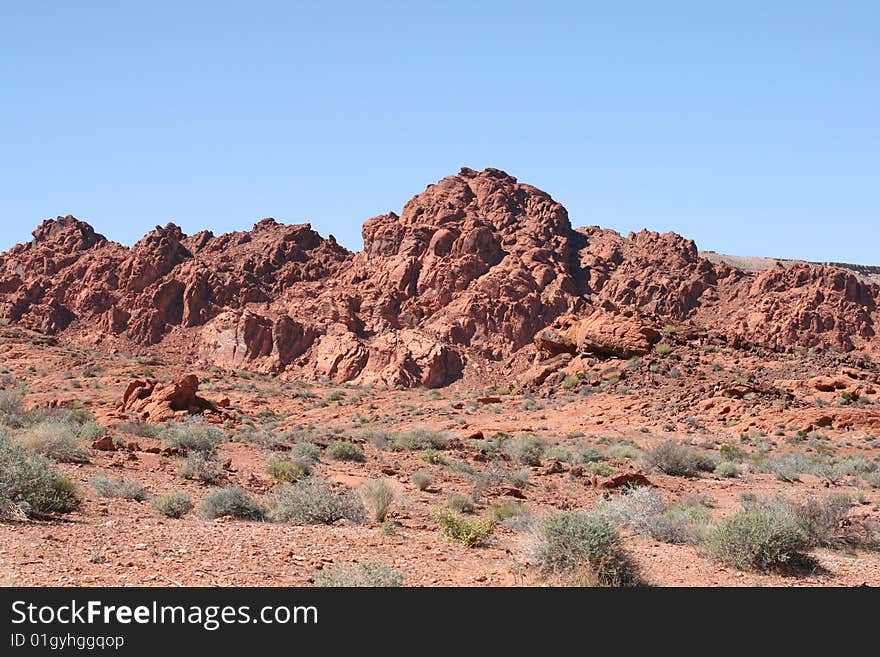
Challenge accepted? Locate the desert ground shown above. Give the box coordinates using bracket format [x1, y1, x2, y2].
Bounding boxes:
[1, 322, 877, 587]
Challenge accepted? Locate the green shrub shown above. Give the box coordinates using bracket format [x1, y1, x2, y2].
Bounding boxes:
[655, 342, 673, 355]
[719, 443, 746, 462]
[411, 471, 433, 491]
[420, 449, 447, 465]
[312, 562, 404, 587]
[180, 452, 226, 484]
[117, 421, 160, 438]
[435, 510, 494, 547]
[487, 499, 526, 523]
[290, 441, 321, 462]
[586, 462, 616, 477]
[150, 492, 193, 518]
[536, 510, 640, 586]
[704, 498, 810, 571]
[200, 486, 266, 520]
[796, 494, 853, 549]
[0, 435, 79, 518]
[239, 429, 287, 450]
[90, 473, 148, 501]
[387, 428, 448, 452]
[715, 461, 742, 478]
[161, 421, 226, 453]
[599, 487, 709, 544]
[326, 440, 365, 462]
[17, 420, 89, 463]
[447, 493, 475, 514]
[361, 479, 396, 523]
[266, 457, 311, 483]
[643, 441, 716, 477]
[0, 390, 25, 428]
[506, 436, 546, 466]
[268, 478, 366, 524]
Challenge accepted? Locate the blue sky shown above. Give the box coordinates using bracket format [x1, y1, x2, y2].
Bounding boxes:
[1, 1, 877, 262]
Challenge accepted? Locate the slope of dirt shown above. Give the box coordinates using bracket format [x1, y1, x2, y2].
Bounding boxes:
[0, 324, 878, 587]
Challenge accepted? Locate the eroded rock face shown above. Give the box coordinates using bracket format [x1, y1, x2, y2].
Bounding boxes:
[3, 168, 880, 387]
[536, 310, 662, 359]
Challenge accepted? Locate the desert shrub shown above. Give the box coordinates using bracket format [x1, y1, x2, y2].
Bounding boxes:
[599, 487, 709, 544]
[655, 342, 673, 355]
[161, 420, 226, 453]
[239, 429, 288, 450]
[200, 486, 265, 520]
[0, 389, 25, 428]
[536, 511, 640, 586]
[0, 435, 79, 518]
[420, 449, 447, 465]
[704, 498, 810, 571]
[312, 562, 404, 587]
[505, 436, 546, 466]
[326, 440, 365, 462]
[719, 443, 747, 462]
[180, 451, 226, 484]
[447, 493, 475, 514]
[576, 447, 608, 463]
[117, 420, 159, 438]
[361, 479, 396, 522]
[435, 510, 494, 547]
[411, 471, 433, 491]
[796, 494, 853, 549]
[266, 457, 311, 483]
[863, 472, 880, 489]
[90, 473, 148, 501]
[290, 441, 321, 462]
[17, 420, 89, 463]
[586, 462, 615, 477]
[643, 441, 716, 477]
[268, 478, 366, 524]
[715, 461, 742, 478]
[487, 499, 526, 523]
[150, 492, 193, 518]
[359, 428, 392, 449]
[387, 428, 448, 452]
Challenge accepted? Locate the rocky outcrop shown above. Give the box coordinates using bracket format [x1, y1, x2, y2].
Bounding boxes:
[121, 374, 219, 423]
[535, 310, 662, 359]
[3, 168, 880, 387]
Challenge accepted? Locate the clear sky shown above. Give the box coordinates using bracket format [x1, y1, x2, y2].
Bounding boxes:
[1, 1, 877, 263]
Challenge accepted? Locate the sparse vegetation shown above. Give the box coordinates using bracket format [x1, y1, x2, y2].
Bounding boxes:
[162, 420, 226, 454]
[200, 486, 266, 520]
[17, 420, 89, 463]
[361, 479, 396, 522]
[435, 510, 494, 547]
[704, 497, 811, 571]
[447, 492, 475, 514]
[535, 510, 640, 586]
[600, 487, 710, 544]
[150, 492, 194, 518]
[326, 440, 366, 462]
[180, 451, 226, 484]
[505, 436, 546, 466]
[268, 478, 366, 524]
[312, 562, 404, 587]
[0, 435, 79, 518]
[411, 471, 433, 491]
[643, 441, 717, 477]
[266, 457, 312, 483]
[90, 473, 149, 501]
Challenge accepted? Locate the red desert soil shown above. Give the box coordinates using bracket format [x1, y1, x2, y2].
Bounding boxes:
[0, 167, 878, 587]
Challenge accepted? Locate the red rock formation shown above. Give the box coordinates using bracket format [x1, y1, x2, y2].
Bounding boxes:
[121, 374, 219, 423]
[2, 168, 879, 387]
